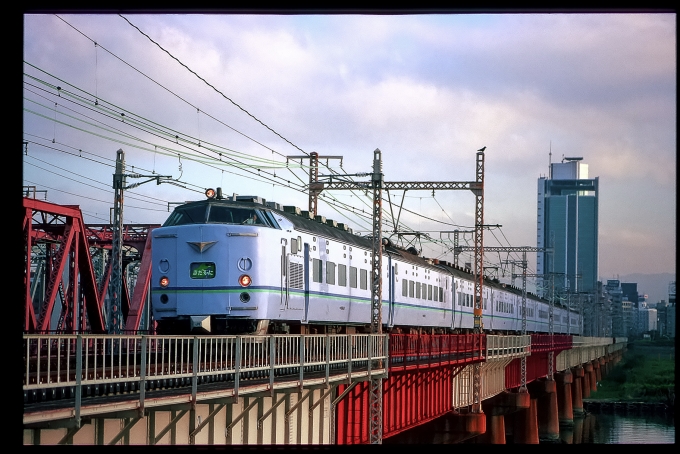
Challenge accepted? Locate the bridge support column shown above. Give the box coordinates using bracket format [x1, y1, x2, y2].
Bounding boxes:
[476, 391, 530, 444]
[509, 391, 538, 444]
[555, 370, 573, 427]
[590, 360, 599, 392]
[570, 366, 584, 417]
[582, 363, 592, 398]
[599, 357, 606, 379]
[528, 378, 559, 442]
[442, 411, 486, 444]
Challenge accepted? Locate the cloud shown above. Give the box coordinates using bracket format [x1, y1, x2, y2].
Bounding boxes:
[23, 13, 676, 286]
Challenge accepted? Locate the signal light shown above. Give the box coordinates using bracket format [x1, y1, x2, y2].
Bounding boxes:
[238, 274, 252, 287]
[205, 188, 216, 199]
[160, 276, 170, 288]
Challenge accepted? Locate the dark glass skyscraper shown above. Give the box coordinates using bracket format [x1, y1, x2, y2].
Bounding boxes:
[537, 157, 599, 297]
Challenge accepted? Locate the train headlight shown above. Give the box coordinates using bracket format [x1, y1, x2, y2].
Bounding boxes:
[160, 276, 170, 288]
[205, 188, 216, 199]
[238, 274, 252, 287]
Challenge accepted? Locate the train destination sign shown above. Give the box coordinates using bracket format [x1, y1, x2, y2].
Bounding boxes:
[190, 262, 216, 279]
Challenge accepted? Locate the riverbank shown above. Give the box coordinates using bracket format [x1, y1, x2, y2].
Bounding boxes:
[585, 340, 675, 406]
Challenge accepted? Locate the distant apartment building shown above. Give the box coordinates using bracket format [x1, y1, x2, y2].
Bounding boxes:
[537, 157, 598, 298]
[607, 280, 627, 337]
[636, 302, 657, 334]
[621, 282, 640, 307]
[669, 282, 676, 338]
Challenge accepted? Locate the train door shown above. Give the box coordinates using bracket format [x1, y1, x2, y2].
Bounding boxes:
[387, 257, 395, 328]
[281, 238, 306, 313]
[488, 288, 494, 331]
[280, 239, 288, 310]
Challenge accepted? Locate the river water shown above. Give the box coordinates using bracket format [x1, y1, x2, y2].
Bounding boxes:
[556, 411, 675, 444]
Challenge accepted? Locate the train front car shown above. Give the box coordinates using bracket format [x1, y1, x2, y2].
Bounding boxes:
[151, 191, 282, 334]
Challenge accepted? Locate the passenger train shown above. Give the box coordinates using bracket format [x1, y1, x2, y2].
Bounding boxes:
[150, 189, 581, 335]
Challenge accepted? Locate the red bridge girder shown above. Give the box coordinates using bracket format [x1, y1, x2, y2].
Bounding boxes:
[23, 197, 159, 333]
[504, 335, 575, 389]
[336, 334, 485, 444]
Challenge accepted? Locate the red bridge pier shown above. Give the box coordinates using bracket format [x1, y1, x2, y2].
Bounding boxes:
[555, 370, 574, 426]
[474, 391, 530, 444]
[571, 366, 585, 417]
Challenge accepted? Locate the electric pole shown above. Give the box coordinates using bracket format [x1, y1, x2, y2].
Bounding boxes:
[108, 149, 172, 334]
[286, 152, 343, 218]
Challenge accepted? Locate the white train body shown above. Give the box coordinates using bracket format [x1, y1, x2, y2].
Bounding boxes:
[150, 194, 581, 335]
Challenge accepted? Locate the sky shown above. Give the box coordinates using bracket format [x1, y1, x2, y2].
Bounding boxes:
[22, 12, 676, 300]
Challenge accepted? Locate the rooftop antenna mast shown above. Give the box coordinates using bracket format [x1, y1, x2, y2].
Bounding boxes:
[549, 141, 552, 179]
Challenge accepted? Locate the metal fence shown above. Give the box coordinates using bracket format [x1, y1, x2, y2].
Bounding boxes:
[486, 334, 531, 359]
[23, 334, 388, 402]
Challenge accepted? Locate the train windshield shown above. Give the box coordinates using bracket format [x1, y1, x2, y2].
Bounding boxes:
[163, 203, 278, 228]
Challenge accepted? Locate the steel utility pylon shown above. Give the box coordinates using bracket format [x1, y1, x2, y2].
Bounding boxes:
[319, 148, 487, 439]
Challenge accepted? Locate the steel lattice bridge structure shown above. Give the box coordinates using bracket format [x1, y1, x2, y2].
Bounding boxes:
[23, 196, 159, 334]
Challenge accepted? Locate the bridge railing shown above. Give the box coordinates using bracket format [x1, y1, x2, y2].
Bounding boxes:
[486, 335, 531, 359]
[571, 336, 614, 347]
[530, 334, 573, 352]
[23, 333, 388, 400]
[388, 333, 485, 369]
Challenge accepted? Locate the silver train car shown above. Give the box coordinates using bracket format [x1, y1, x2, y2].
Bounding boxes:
[150, 190, 581, 335]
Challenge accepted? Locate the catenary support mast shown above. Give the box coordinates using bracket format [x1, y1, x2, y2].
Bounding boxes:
[320, 148, 487, 438]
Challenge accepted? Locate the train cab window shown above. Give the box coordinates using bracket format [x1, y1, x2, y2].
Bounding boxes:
[338, 264, 347, 286]
[210, 206, 271, 226]
[163, 204, 208, 226]
[360, 269, 368, 290]
[313, 259, 323, 283]
[327, 262, 336, 285]
[350, 266, 358, 288]
[291, 238, 298, 254]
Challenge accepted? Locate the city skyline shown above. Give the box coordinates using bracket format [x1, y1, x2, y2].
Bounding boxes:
[22, 13, 676, 299]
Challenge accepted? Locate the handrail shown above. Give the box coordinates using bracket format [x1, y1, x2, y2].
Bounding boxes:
[23, 333, 388, 395]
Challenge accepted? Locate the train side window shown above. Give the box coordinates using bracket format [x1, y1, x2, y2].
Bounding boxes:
[439, 287, 443, 302]
[327, 262, 336, 285]
[409, 281, 414, 298]
[402, 279, 408, 297]
[416, 282, 421, 299]
[313, 258, 322, 283]
[428, 284, 433, 301]
[350, 266, 358, 288]
[360, 269, 368, 290]
[291, 238, 298, 255]
[338, 264, 347, 286]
